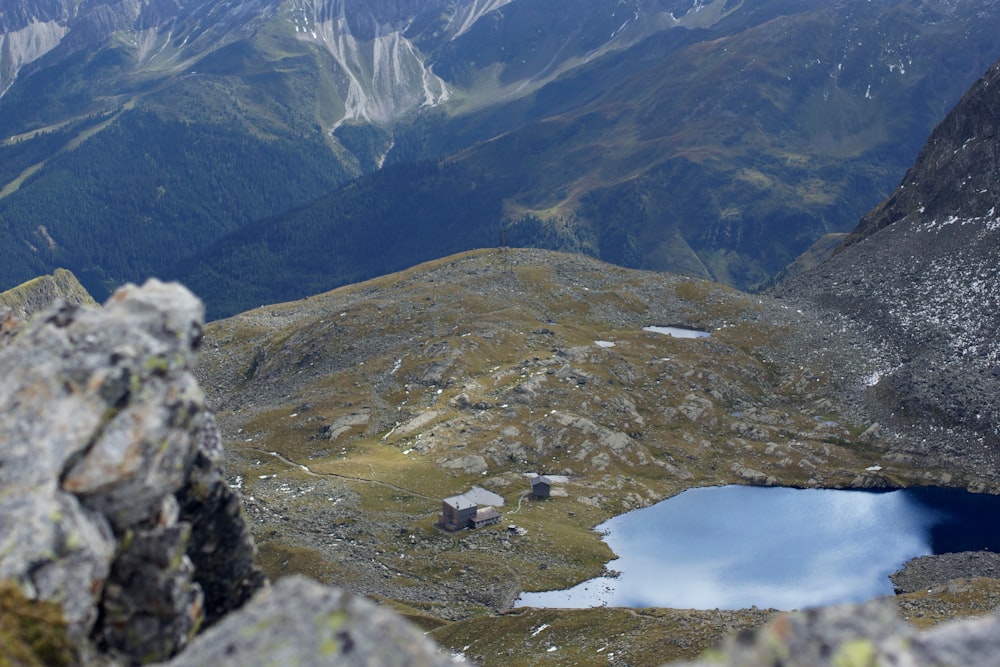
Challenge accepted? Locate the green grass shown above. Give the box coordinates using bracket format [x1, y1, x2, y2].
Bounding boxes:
[431, 605, 777, 667]
[0, 582, 76, 667]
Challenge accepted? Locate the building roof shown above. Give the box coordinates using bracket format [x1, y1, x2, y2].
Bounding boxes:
[443, 486, 506, 511]
[464, 485, 505, 507]
[442, 494, 477, 511]
[531, 475, 552, 487]
[474, 507, 501, 522]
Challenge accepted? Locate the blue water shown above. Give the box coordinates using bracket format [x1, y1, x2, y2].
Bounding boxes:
[517, 485, 1000, 610]
[642, 325, 711, 338]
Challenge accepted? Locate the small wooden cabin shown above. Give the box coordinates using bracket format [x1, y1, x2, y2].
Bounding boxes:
[530, 475, 552, 499]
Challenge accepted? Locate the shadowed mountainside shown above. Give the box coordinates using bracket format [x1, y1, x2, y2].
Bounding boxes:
[3, 1, 1000, 318]
[774, 57, 1000, 458]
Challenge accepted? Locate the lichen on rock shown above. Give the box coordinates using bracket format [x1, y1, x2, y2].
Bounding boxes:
[679, 600, 1000, 667]
[0, 279, 264, 664]
[165, 576, 456, 667]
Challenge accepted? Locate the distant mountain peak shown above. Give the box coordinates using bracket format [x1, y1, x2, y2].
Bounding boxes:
[845, 58, 1000, 246]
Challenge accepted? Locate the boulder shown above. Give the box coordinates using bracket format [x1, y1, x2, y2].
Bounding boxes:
[442, 454, 489, 475]
[165, 576, 456, 667]
[0, 268, 96, 321]
[676, 600, 1000, 667]
[0, 280, 264, 663]
[0, 279, 460, 666]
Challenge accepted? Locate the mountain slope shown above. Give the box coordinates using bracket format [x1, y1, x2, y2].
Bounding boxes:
[180, 0, 1000, 317]
[385, 0, 1000, 286]
[3, 0, 1000, 317]
[774, 57, 1000, 454]
[0, 0, 740, 303]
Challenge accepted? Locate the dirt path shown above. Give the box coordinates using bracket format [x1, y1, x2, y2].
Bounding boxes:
[252, 447, 440, 501]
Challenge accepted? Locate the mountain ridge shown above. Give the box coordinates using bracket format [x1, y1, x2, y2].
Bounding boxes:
[773, 57, 1000, 454]
[0, 267, 96, 321]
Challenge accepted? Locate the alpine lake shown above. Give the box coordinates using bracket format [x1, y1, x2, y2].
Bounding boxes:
[517, 485, 1000, 610]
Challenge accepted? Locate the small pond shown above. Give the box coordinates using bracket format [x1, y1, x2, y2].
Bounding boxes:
[643, 325, 711, 339]
[517, 485, 1000, 610]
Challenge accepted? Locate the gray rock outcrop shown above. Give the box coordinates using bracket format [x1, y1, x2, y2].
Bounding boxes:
[0, 268, 96, 321]
[891, 551, 1000, 595]
[679, 600, 1000, 667]
[0, 278, 461, 666]
[0, 279, 264, 664]
[166, 576, 456, 667]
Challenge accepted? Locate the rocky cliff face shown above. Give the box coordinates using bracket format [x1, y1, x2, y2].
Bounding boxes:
[774, 57, 1000, 458]
[845, 58, 1000, 245]
[0, 0, 71, 96]
[0, 268, 96, 321]
[0, 0, 278, 97]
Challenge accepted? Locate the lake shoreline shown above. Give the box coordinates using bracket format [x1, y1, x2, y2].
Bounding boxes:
[517, 485, 1000, 611]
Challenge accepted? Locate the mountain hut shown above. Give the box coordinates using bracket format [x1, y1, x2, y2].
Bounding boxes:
[530, 475, 552, 499]
[439, 494, 478, 531]
[472, 507, 502, 529]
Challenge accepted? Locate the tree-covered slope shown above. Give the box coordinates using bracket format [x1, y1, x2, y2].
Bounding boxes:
[3, 0, 1000, 315]
[173, 161, 510, 319]
[0, 110, 351, 298]
[182, 0, 1000, 318]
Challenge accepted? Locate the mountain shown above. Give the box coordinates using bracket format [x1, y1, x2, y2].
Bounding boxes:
[774, 57, 1000, 458]
[3, 0, 1000, 318]
[3, 261, 1000, 667]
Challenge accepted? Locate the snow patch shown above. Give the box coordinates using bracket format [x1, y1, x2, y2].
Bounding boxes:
[643, 326, 710, 339]
[918, 213, 1000, 234]
[530, 623, 550, 637]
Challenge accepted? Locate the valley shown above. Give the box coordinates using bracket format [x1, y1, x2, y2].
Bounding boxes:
[3, 1, 1000, 317]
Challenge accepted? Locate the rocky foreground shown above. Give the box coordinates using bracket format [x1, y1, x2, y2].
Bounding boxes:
[0, 281, 452, 666]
